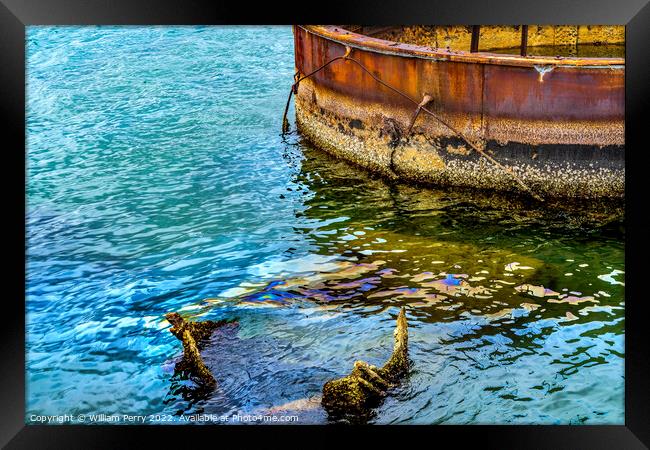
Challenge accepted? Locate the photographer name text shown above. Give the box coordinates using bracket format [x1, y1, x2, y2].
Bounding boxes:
[29, 413, 299, 424]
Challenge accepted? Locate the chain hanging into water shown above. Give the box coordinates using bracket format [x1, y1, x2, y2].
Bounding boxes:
[281, 46, 352, 134]
[282, 46, 544, 202]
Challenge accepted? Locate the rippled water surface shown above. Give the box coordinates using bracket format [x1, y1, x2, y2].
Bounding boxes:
[27, 26, 624, 424]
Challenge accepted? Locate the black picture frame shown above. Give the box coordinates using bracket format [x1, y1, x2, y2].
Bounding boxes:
[1, 0, 648, 448]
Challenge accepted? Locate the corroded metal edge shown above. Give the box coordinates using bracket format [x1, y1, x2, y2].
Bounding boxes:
[301, 25, 625, 68]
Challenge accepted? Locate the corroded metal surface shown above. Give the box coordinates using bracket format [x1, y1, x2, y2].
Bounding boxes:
[295, 83, 623, 199]
[292, 25, 624, 198]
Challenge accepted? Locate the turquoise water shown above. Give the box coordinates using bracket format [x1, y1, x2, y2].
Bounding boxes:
[26, 26, 624, 424]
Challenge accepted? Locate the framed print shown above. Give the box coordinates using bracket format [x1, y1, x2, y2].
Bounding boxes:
[1, 0, 648, 448]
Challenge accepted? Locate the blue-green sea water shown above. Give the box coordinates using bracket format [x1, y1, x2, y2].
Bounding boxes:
[26, 26, 625, 424]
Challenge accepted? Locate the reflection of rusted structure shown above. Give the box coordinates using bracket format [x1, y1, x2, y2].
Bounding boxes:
[291, 25, 624, 199]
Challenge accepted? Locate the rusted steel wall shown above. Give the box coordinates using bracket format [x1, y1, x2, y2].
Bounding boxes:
[293, 25, 624, 147]
[483, 64, 624, 145]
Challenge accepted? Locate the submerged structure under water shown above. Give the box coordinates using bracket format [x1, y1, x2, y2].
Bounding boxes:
[290, 25, 624, 199]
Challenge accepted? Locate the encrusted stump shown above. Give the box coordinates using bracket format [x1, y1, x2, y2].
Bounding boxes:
[322, 307, 410, 418]
[165, 312, 232, 387]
